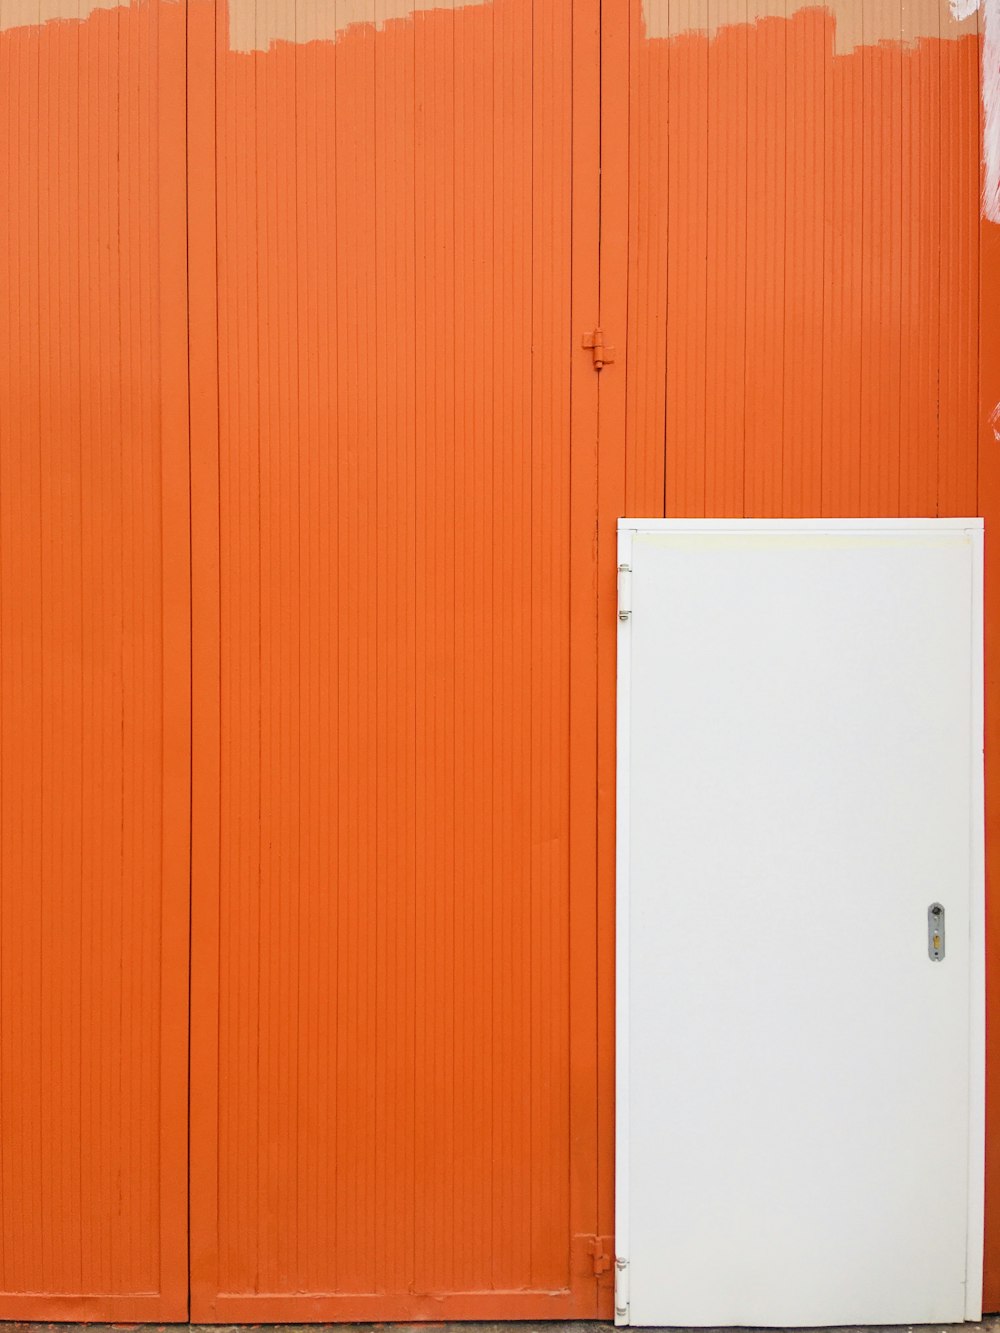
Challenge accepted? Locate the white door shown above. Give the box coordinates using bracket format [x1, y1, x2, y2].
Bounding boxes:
[615, 519, 984, 1328]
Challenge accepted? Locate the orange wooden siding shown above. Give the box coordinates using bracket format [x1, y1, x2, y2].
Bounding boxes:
[0, 0, 190, 1318]
[2, 0, 1000, 1320]
[186, 0, 609, 1317]
[623, 3, 980, 524]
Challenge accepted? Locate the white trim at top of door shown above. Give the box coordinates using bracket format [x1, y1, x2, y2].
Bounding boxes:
[618, 517, 983, 532]
[613, 517, 986, 1325]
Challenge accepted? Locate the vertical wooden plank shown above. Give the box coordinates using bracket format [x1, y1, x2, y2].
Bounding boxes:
[188, 0, 221, 1314]
[781, 7, 825, 517]
[858, 9, 904, 516]
[939, 18, 981, 516]
[531, 0, 575, 1293]
[155, 0, 192, 1315]
[598, 0, 629, 1292]
[0, 0, 189, 1317]
[625, 0, 669, 518]
[899, 0, 942, 518]
[664, 18, 710, 516]
[189, 0, 604, 1317]
[742, 5, 787, 517]
[567, 0, 604, 1310]
[821, 7, 864, 516]
[704, 5, 748, 519]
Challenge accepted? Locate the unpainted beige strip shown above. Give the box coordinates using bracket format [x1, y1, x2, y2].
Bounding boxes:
[0, 0, 977, 57]
[900, 0, 943, 47]
[226, 0, 489, 52]
[641, 0, 978, 52]
[0, 0, 125, 35]
[0, 0, 491, 45]
[708, 0, 752, 36]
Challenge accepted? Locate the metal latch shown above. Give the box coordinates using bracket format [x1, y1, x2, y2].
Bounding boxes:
[583, 328, 615, 370]
[587, 1234, 613, 1276]
[928, 902, 945, 961]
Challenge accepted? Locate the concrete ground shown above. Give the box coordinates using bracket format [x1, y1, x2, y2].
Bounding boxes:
[5, 1323, 1000, 1333]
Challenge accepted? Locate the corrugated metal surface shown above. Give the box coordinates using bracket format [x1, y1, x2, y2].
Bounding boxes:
[0, 0, 190, 1319]
[1, 0, 999, 1319]
[624, 1, 981, 521]
[186, 0, 609, 1318]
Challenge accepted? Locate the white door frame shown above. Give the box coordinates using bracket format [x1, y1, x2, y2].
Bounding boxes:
[615, 517, 985, 1325]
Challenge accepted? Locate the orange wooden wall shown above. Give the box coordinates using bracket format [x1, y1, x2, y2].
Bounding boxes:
[185, 0, 610, 1316]
[0, 0, 190, 1317]
[622, 2, 980, 521]
[1, 0, 999, 1320]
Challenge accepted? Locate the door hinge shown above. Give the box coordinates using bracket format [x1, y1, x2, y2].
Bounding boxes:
[615, 1256, 629, 1320]
[618, 563, 632, 622]
[587, 1233, 614, 1277]
[582, 328, 615, 370]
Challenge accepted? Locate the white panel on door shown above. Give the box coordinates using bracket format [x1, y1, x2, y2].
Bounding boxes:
[616, 519, 984, 1328]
